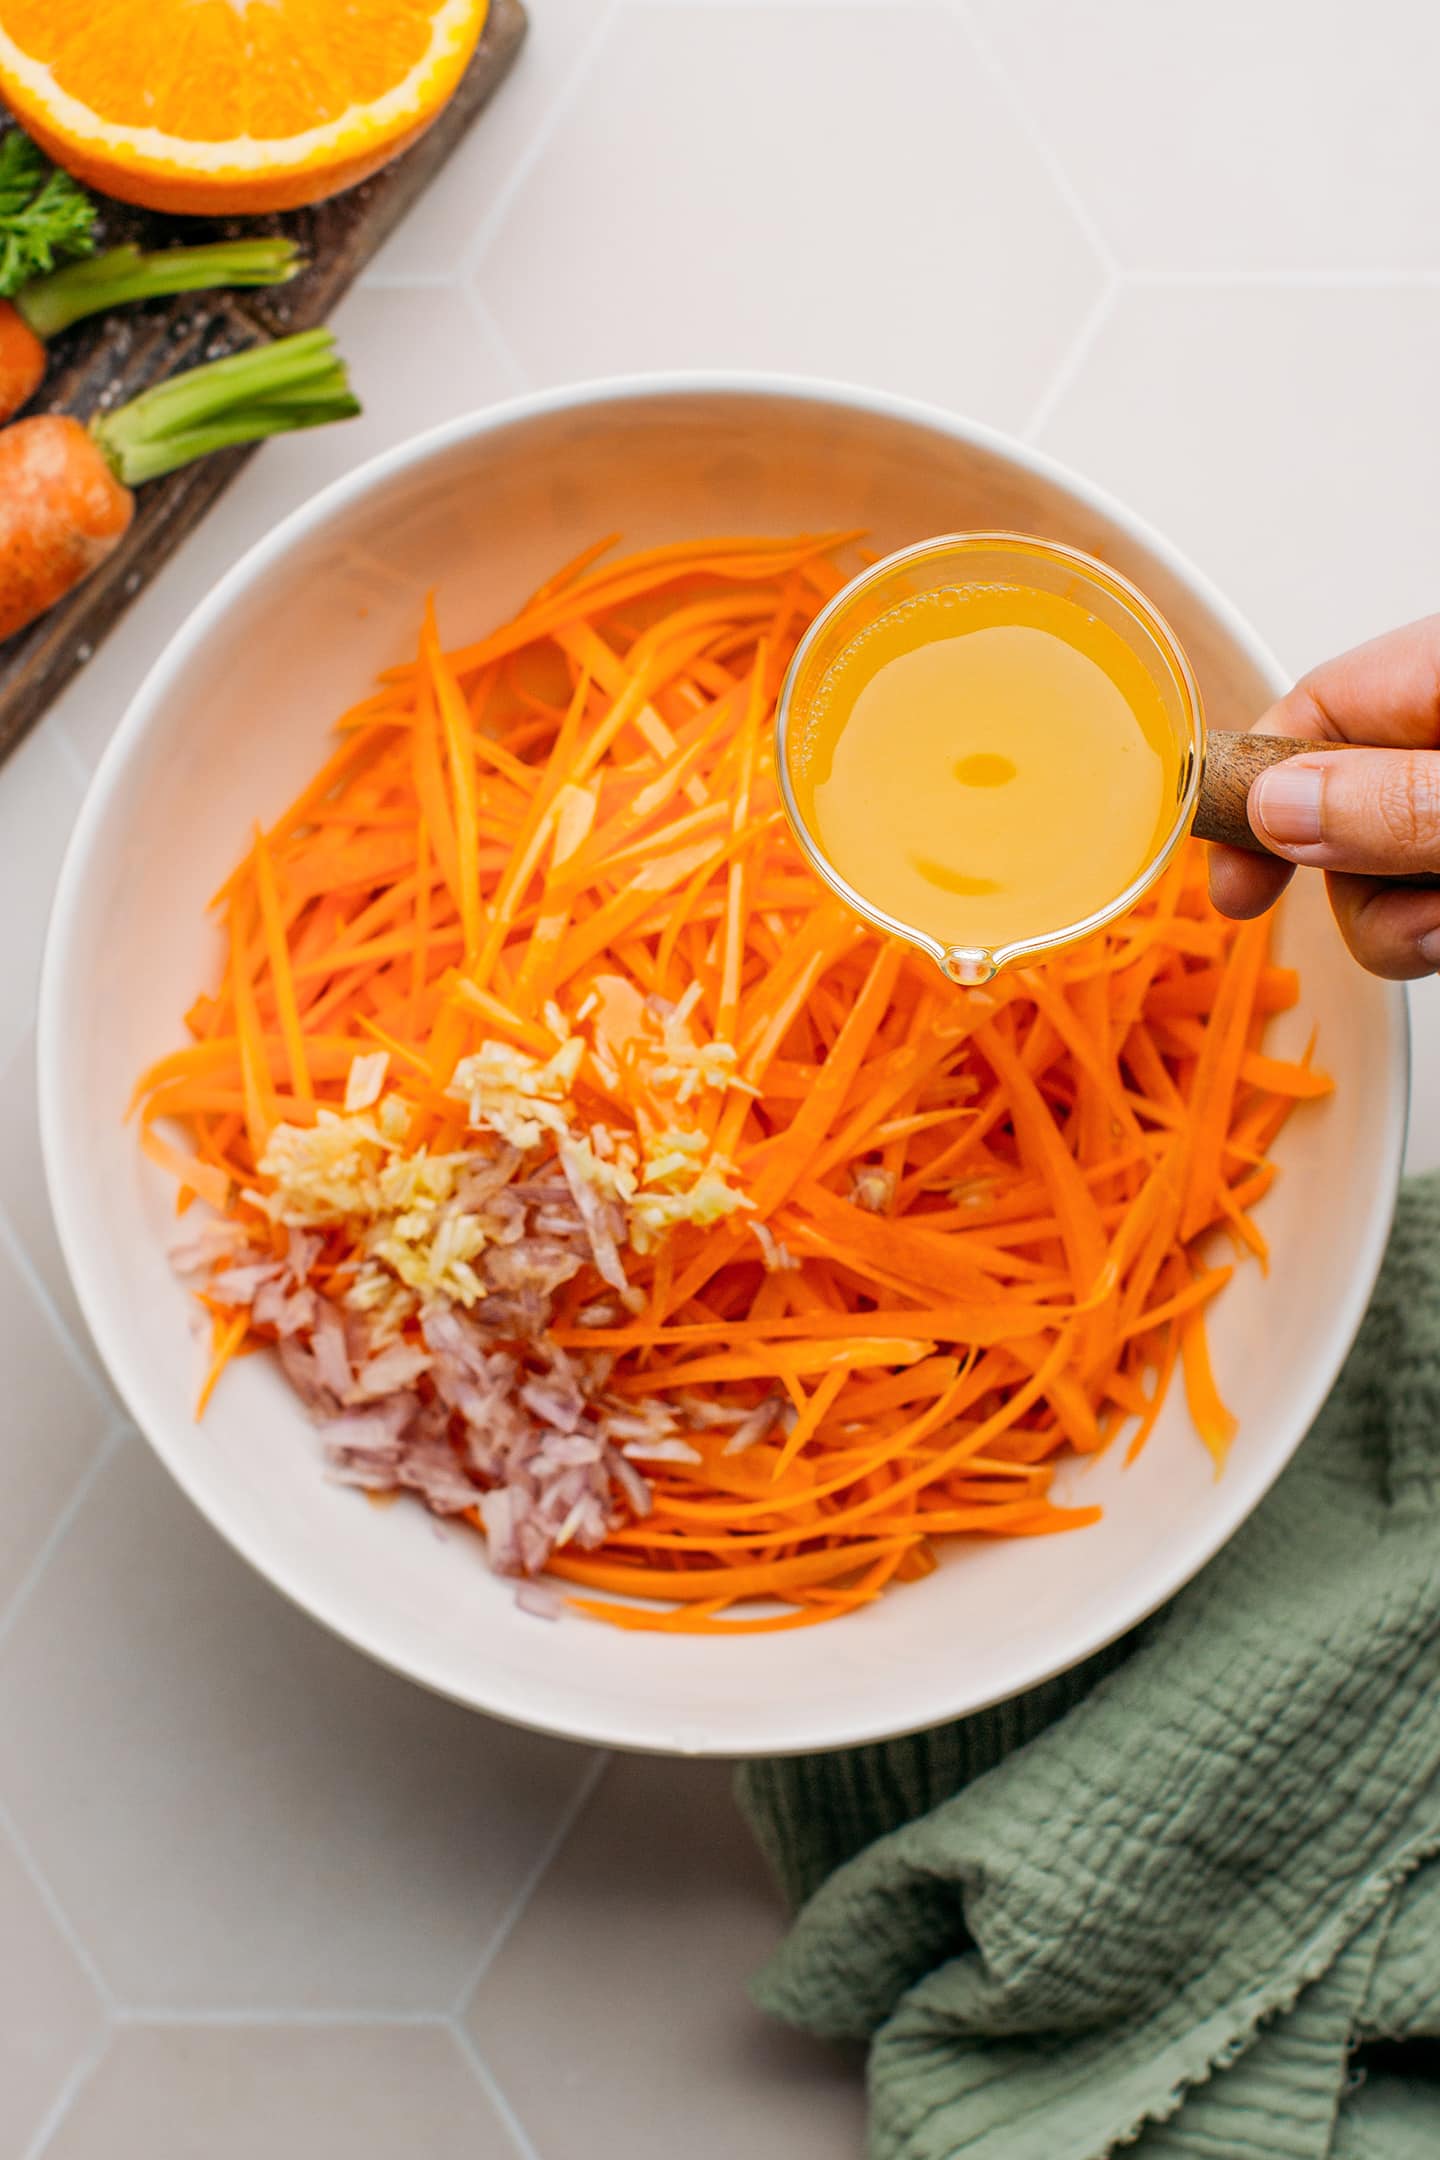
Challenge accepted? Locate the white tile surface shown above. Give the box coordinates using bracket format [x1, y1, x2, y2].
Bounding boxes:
[40, 2025, 528, 2160]
[0, 1440, 597, 2014]
[2, 2, 1439, 2153]
[967, 0, 1440, 272]
[472, 3, 1105, 425]
[0, 724, 86, 1074]
[0, 1827, 103, 2157]
[467, 1756, 867, 2160]
[0, 1031, 102, 1371]
[366, 0, 605, 286]
[0, 1227, 110, 1622]
[1035, 282, 1440, 672]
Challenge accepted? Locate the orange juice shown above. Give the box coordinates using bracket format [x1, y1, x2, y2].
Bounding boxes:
[787, 580, 1183, 956]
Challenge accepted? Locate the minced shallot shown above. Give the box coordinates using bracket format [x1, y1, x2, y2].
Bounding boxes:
[181, 1025, 764, 1592]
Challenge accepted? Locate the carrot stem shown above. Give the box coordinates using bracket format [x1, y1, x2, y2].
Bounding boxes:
[91, 328, 358, 486]
[18, 238, 302, 340]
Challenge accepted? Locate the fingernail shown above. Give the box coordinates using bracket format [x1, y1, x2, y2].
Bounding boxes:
[1419, 928, 1440, 969]
[1252, 764, 1324, 848]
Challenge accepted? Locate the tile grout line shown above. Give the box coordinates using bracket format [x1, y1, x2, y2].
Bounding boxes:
[459, 0, 625, 284]
[950, 0, 1119, 279]
[451, 1746, 612, 2017]
[0, 1193, 115, 1412]
[1128, 266, 1440, 289]
[18, 2024, 111, 2160]
[465, 293, 532, 396]
[0, 1424, 128, 1655]
[450, 2021, 545, 2160]
[1020, 278, 1117, 443]
[110, 2007, 451, 2028]
[0, 1791, 117, 2014]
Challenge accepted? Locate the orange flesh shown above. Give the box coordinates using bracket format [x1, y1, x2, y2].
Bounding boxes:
[3, 0, 439, 138]
[0, 0, 486, 213]
[789, 583, 1183, 955]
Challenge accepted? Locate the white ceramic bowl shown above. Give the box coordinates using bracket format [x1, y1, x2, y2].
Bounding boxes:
[39, 377, 1408, 1756]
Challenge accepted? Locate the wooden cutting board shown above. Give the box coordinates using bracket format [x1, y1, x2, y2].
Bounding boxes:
[0, 0, 527, 767]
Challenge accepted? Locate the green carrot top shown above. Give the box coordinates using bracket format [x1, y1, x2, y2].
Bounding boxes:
[0, 131, 95, 297]
[90, 328, 361, 487]
[0, 129, 304, 337]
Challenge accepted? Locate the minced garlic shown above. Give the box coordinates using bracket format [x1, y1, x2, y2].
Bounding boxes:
[447, 1038, 585, 1151]
[258, 1021, 754, 1308]
[637, 983, 745, 1105]
[629, 1168, 752, 1253]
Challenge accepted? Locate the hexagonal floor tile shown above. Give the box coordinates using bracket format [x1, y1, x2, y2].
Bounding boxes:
[467, 1754, 867, 2160]
[0, 721, 86, 1075]
[473, 2, 1104, 427]
[54, 284, 513, 773]
[0, 1439, 599, 2013]
[969, 0, 1440, 270]
[365, 0, 602, 282]
[0, 1216, 110, 1622]
[42, 2024, 526, 2160]
[1037, 283, 1440, 670]
[0, 1029, 104, 1376]
[0, 1821, 104, 2155]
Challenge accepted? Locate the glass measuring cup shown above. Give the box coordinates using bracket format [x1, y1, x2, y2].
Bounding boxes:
[775, 532, 1204, 986]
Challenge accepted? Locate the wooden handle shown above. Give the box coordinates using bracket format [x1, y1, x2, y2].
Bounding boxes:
[1193, 730, 1437, 886]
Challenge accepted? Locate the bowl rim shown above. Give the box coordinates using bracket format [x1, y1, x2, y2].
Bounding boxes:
[37, 369, 1411, 1754]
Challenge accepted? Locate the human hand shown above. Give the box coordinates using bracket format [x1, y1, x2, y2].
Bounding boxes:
[1207, 615, 1440, 979]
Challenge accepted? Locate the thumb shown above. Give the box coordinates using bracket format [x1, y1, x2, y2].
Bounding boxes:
[1249, 747, 1440, 877]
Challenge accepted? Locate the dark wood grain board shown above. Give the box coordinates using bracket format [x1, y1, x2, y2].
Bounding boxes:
[0, 0, 527, 765]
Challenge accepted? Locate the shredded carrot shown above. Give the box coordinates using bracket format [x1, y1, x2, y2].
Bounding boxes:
[134, 531, 1330, 1631]
[195, 1309, 248, 1419]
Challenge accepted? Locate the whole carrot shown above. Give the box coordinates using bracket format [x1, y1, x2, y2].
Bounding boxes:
[0, 297, 45, 416]
[0, 132, 303, 422]
[0, 415, 133, 639]
[0, 329, 360, 641]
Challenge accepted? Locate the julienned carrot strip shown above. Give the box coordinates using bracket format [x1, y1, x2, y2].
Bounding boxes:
[749, 939, 906, 1217]
[252, 827, 313, 1106]
[1216, 1179, 1270, 1269]
[1179, 918, 1270, 1240]
[555, 1303, 1070, 1351]
[1125, 1320, 1180, 1465]
[229, 897, 278, 1158]
[140, 1121, 231, 1210]
[1147, 965, 1299, 1019]
[978, 1021, 1107, 1300]
[136, 531, 1328, 1632]
[408, 816, 431, 1035]
[410, 664, 462, 915]
[565, 1595, 865, 1635]
[448, 979, 563, 1060]
[195, 1309, 248, 1418]
[1119, 1263, 1232, 1340]
[717, 645, 766, 1042]
[422, 604, 483, 966]
[605, 1336, 935, 1393]
[511, 779, 599, 1005]
[1181, 1306, 1239, 1470]
[1238, 1052, 1334, 1100]
[548, 1534, 916, 1602]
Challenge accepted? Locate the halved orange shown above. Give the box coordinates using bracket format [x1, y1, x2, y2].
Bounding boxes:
[0, 0, 488, 216]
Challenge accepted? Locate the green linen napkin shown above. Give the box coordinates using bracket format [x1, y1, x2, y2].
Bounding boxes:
[739, 1171, 1440, 2159]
